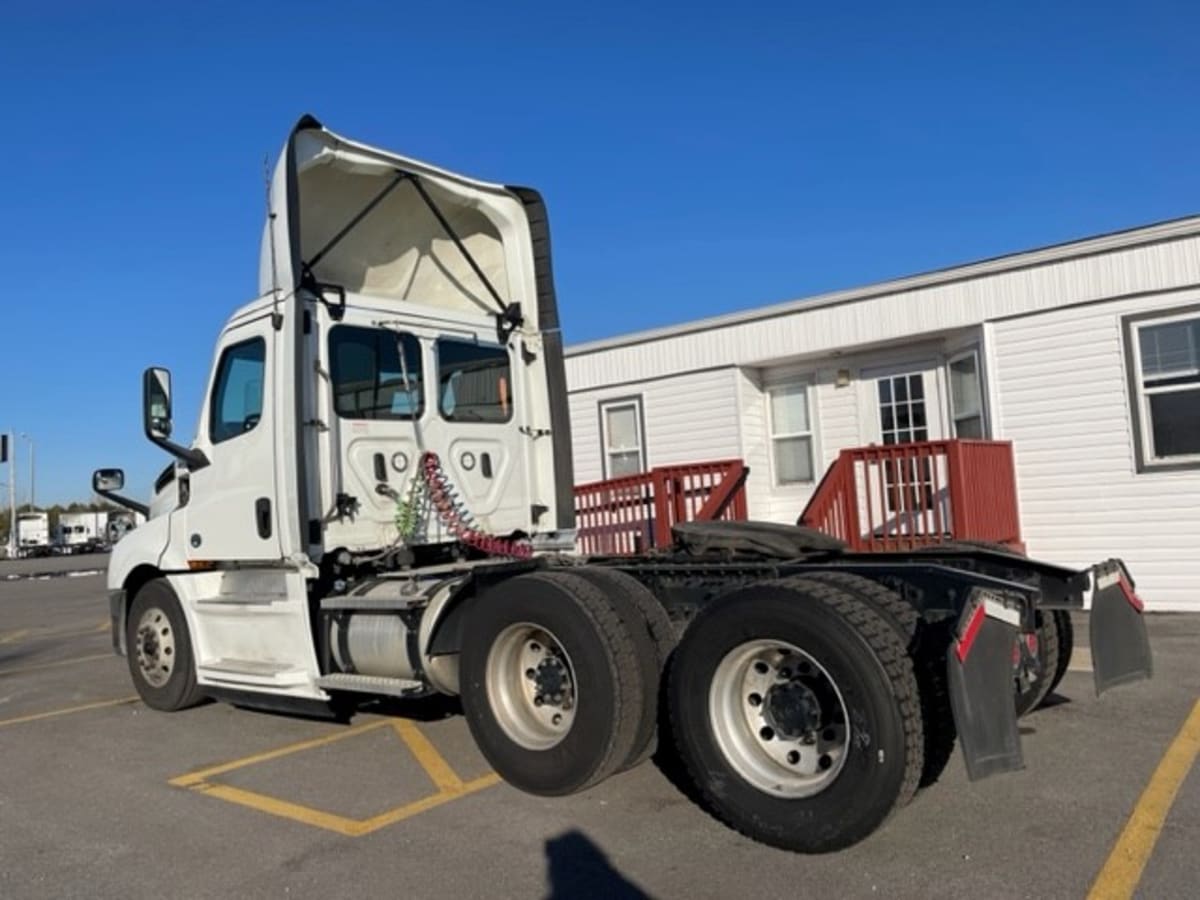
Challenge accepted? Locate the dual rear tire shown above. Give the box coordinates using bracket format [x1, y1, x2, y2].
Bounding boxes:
[459, 569, 671, 796]
[462, 569, 925, 852]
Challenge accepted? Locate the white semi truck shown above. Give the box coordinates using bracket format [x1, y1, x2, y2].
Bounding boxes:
[56, 511, 109, 554]
[16, 511, 51, 558]
[94, 117, 1153, 852]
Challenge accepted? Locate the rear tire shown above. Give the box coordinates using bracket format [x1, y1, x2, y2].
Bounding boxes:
[460, 571, 647, 796]
[1015, 610, 1062, 717]
[668, 577, 923, 852]
[803, 570, 956, 790]
[569, 566, 676, 770]
[125, 579, 205, 711]
[1048, 610, 1073, 695]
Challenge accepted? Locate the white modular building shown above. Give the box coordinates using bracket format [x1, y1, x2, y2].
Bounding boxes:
[564, 216, 1200, 611]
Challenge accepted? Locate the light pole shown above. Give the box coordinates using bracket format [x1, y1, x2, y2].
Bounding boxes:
[19, 432, 34, 510]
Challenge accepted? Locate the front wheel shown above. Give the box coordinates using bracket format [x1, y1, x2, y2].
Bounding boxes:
[669, 577, 923, 853]
[125, 579, 205, 711]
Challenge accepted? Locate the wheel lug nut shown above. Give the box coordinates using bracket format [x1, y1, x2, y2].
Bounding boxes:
[787, 751, 800, 765]
[525, 668, 536, 679]
[529, 642, 541, 653]
[748, 693, 762, 707]
[779, 667, 792, 679]
[552, 714, 562, 726]
[823, 727, 836, 741]
[753, 661, 769, 675]
[759, 726, 775, 741]
[819, 754, 832, 770]
[534, 696, 545, 707]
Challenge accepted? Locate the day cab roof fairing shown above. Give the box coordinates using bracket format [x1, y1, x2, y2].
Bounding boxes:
[260, 115, 549, 333]
[260, 115, 575, 537]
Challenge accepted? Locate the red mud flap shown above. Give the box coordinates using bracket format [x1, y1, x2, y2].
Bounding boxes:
[1089, 559, 1153, 696]
[947, 593, 1024, 781]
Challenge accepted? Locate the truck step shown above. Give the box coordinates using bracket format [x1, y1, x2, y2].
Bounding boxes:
[315, 673, 426, 697]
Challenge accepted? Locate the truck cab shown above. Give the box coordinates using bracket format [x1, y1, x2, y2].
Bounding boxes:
[101, 116, 573, 702]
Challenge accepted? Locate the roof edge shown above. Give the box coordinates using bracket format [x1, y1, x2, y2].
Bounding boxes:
[566, 213, 1200, 358]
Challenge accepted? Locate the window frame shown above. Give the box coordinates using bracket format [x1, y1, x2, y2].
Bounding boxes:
[947, 347, 989, 439]
[766, 378, 817, 486]
[598, 395, 647, 480]
[208, 337, 267, 445]
[328, 325, 425, 422]
[1123, 303, 1200, 473]
[434, 337, 515, 425]
[875, 371, 930, 446]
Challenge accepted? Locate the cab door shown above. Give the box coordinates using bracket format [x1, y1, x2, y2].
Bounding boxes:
[183, 314, 281, 562]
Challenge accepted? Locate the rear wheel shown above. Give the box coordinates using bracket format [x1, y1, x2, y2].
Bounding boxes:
[1015, 610, 1062, 717]
[125, 579, 205, 711]
[460, 571, 647, 796]
[668, 577, 923, 853]
[569, 566, 676, 770]
[803, 570, 956, 790]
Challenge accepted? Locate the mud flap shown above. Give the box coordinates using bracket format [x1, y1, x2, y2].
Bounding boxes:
[947, 597, 1024, 781]
[1089, 560, 1153, 696]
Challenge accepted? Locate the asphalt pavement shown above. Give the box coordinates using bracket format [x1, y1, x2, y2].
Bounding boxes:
[1, 557, 1197, 899]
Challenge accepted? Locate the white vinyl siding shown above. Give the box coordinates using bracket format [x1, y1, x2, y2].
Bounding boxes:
[568, 368, 741, 485]
[992, 288, 1200, 611]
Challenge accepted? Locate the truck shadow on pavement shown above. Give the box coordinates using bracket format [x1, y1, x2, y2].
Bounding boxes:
[545, 829, 653, 900]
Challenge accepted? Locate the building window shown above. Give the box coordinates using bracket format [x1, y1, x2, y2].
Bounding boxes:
[768, 382, 815, 484]
[600, 397, 645, 478]
[877, 373, 929, 445]
[329, 325, 424, 420]
[209, 338, 266, 444]
[948, 349, 987, 439]
[1126, 309, 1200, 469]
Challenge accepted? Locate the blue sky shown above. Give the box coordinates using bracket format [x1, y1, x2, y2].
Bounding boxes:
[2, 1, 1197, 504]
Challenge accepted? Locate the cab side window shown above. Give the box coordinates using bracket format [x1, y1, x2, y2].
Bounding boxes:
[210, 338, 266, 443]
[437, 339, 512, 423]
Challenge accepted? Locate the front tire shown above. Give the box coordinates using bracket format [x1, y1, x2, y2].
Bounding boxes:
[460, 571, 647, 796]
[125, 579, 205, 711]
[669, 577, 923, 853]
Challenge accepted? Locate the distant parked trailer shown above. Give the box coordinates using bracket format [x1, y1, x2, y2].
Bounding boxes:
[56, 511, 109, 554]
[16, 511, 51, 558]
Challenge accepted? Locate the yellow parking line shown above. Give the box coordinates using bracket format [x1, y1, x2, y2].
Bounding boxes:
[169, 719, 393, 787]
[1088, 698, 1200, 900]
[0, 695, 139, 727]
[170, 715, 502, 836]
[0, 653, 114, 677]
[194, 782, 366, 835]
[352, 772, 502, 835]
[393, 719, 464, 791]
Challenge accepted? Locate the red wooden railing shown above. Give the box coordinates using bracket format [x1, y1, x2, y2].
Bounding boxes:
[799, 439, 1022, 552]
[574, 459, 749, 555]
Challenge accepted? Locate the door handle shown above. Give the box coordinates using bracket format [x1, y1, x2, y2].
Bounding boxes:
[480, 452, 493, 479]
[255, 498, 272, 539]
[373, 453, 388, 483]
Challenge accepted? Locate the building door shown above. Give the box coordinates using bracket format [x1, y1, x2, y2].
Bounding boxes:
[859, 362, 949, 534]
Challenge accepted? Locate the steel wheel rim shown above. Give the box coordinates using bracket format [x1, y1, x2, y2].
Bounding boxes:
[486, 622, 577, 751]
[134, 606, 175, 688]
[709, 639, 850, 798]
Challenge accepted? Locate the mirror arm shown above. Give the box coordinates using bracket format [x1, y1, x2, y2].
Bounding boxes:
[149, 436, 210, 471]
[94, 487, 149, 518]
